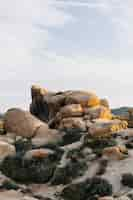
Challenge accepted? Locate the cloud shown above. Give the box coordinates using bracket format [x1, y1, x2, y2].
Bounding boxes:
[55, 0, 133, 50]
[97, 0, 133, 49]
[0, 0, 74, 80]
[52, 1, 106, 8]
[0, 0, 133, 111]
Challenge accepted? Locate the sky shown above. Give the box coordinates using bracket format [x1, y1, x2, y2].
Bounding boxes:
[0, 0, 133, 111]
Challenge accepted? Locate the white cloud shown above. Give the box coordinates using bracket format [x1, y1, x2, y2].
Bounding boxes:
[55, 0, 133, 49]
[0, 0, 133, 111]
[97, 0, 133, 49]
[0, 0, 74, 80]
[52, 1, 106, 8]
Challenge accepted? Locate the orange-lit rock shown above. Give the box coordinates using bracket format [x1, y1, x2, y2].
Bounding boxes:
[102, 145, 128, 160]
[84, 105, 112, 120]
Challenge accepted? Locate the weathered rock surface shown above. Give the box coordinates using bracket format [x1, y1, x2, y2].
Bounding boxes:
[1, 147, 62, 183]
[4, 108, 45, 138]
[4, 108, 63, 148]
[1, 86, 133, 200]
[0, 141, 16, 161]
[30, 86, 100, 122]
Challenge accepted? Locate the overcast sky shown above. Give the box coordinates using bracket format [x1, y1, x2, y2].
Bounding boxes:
[0, 0, 133, 112]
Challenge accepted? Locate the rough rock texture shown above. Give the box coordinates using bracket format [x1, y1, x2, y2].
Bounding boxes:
[1, 86, 133, 200]
[4, 108, 63, 148]
[0, 141, 16, 161]
[112, 107, 133, 128]
[4, 108, 45, 138]
[30, 86, 100, 122]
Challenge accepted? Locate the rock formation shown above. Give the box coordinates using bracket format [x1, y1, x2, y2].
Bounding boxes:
[0, 85, 133, 200]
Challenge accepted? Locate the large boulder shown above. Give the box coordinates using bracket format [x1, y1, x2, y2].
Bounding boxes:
[4, 108, 63, 147]
[30, 85, 66, 121]
[4, 109, 61, 142]
[4, 108, 45, 138]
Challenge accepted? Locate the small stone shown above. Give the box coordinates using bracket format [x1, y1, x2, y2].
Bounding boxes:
[0, 141, 16, 161]
[24, 148, 54, 160]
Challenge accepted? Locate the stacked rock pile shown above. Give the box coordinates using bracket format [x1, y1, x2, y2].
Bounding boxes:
[30, 85, 127, 138]
[0, 85, 133, 200]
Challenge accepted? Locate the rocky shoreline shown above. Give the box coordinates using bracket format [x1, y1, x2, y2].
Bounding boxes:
[1, 85, 133, 199]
